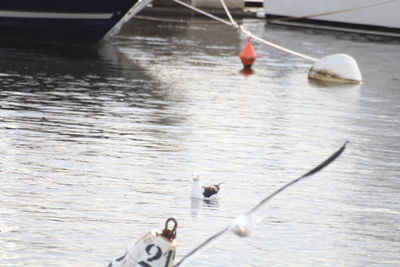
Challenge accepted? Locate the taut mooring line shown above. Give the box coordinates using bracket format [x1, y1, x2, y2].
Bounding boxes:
[173, 0, 317, 62]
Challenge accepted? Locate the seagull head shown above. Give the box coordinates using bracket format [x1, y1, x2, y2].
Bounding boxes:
[192, 174, 200, 181]
[229, 214, 254, 237]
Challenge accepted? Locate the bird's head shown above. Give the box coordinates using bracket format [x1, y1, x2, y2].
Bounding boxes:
[192, 174, 200, 181]
[230, 215, 254, 237]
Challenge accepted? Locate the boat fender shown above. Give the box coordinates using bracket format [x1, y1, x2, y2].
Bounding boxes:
[108, 218, 177, 267]
[308, 54, 362, 84]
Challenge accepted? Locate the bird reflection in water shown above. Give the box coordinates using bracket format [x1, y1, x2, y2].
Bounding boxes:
[190, 198, 219, 216]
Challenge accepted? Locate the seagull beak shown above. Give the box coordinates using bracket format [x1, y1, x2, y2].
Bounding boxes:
[237, 227, 247, 237]
[231, 215, 253, 237]
[231, 225, 251, 237]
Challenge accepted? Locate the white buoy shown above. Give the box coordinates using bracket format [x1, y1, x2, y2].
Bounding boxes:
[109, 218, 177, 267]
[308, 54, 362, 84]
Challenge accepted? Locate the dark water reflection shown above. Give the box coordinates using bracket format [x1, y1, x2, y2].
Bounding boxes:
[1, 17, 399, 266]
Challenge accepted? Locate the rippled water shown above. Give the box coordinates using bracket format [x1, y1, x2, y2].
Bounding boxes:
[1, 16, 399, 267]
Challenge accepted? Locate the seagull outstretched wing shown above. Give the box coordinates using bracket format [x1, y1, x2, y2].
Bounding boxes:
[174, 141, 349, 267]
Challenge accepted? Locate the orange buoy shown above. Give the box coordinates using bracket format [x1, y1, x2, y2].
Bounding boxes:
[239, 37, 256, 69]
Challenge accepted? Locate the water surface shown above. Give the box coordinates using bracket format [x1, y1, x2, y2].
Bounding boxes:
[0, 16, 399, 266]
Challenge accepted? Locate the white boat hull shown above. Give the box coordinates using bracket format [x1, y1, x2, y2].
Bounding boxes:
[263, 0, 400, 35]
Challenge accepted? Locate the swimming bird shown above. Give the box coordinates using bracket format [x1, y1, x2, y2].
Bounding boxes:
[191, 175, 222, 199]
[175, 141, 349, 267]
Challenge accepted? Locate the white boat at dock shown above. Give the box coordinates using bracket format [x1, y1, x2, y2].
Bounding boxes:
[263, 0, 400, 36]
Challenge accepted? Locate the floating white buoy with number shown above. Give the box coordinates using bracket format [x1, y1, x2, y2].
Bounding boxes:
[109, 218, 177, 267]
[308, 54, 362, 84]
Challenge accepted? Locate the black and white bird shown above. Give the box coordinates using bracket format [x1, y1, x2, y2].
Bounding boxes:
[176, 141, 349, 267]
[190, 174, 222, 199]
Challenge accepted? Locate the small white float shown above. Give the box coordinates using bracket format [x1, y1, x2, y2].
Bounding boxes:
[308, 54, 363, 84]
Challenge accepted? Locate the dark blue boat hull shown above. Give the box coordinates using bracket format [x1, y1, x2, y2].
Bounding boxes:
[0, 0, 138, 43]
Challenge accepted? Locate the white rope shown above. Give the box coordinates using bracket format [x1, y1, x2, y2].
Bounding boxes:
[173, 0, 317, 62]
[106, 0, 154, 38]
[173, 0, 231, 26]
[219, 0, 239, 29]
[239, 26, 317, 62]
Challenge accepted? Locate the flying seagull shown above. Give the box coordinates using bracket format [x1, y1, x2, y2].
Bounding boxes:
[191, 175, 222, 199]
[176, 141, 349, 266]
